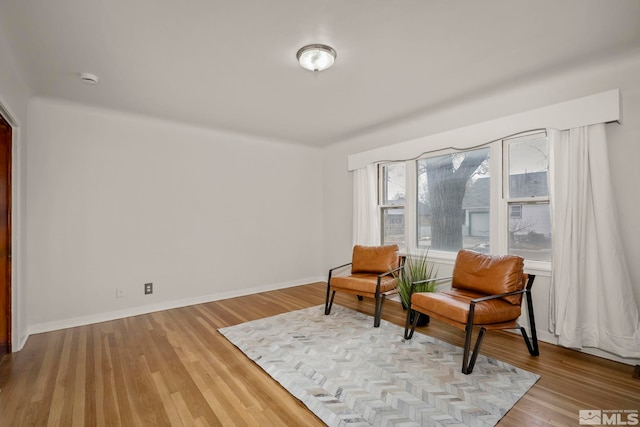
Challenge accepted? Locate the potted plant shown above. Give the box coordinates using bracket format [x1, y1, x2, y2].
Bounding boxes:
[396, 249, 438, 326]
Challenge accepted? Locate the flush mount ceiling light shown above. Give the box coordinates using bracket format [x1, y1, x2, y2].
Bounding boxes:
[296, 44, 336, 72]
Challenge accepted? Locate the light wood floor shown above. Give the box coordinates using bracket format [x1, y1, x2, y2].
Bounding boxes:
[1, 282, 639, 426]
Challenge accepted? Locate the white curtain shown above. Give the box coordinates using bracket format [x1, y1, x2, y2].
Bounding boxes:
[549, 124, 640, 358]
[352, 164, 380, 246]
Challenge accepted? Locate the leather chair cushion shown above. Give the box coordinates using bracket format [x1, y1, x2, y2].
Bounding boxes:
[330, 274, 398, 294]
[411, 289, 522, 325]
[452, 250, 525, 305]
[351, 244, 400, 274]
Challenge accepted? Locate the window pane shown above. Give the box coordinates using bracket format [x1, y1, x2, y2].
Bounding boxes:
[417, 147, 490, 252]
[382, 207, 405, 247]
[381, 163, 405, 205]
[508, 135, 548, 198]
[509, 202, 552, 261]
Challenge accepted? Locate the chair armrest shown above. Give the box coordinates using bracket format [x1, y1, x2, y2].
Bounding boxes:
[466, 283, 535, 329]
[374, 265, 404, 294]
[327, 262, 352, 283]
[470, 288, 528, 304]
[469, 274, 536, 304]
[378, 265, 403, 279]
[410, 276, 452, 291]
[329, 262, 352, 274]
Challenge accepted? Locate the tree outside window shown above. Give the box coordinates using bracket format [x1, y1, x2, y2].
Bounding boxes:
[417, 147, 490, 252]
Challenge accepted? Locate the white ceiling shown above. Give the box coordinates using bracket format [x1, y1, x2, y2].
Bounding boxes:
[1, 0, 640, 146]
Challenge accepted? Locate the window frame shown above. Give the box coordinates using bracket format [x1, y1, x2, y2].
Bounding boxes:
[414, 146, 491, 254]
[378, 162, 408, 248]
[376, 134, 551, 272]
[502, 131, 551, 265]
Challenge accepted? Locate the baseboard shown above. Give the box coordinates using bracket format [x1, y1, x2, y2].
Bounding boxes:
[26, 277, 324, 337]
[16, 332, 29, 353]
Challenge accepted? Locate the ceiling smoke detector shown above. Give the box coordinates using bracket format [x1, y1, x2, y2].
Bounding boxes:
[79, 72, 99, 84]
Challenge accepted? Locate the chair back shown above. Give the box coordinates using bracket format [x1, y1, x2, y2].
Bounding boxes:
[452, 250, 525, 305]
[351, 244, 400, 274]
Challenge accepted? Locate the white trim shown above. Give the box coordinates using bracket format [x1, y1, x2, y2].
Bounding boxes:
[491, 142, 506, 255]
[0, 98, 18, 127]
[347, 89, 621, 171]
[10, 127, 24, 351]
[26, 277, 323, 335]
[404, 161, 417, 249]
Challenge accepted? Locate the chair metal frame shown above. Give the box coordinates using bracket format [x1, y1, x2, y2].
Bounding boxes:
[404, 274, 539, 374]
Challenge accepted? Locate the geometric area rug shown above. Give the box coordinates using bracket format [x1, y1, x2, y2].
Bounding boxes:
[218, 305, 539, 427]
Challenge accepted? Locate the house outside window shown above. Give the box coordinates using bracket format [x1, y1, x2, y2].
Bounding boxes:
[509, 205, 522, 219]
[504, 132, 551, 261]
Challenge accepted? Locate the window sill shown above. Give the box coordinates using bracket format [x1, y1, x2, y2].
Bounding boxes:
[524, 259, 552, 276]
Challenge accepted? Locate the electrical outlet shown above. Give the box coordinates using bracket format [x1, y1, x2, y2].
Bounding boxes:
[144, 282, 153, 295]
[116, 288, 124, 298]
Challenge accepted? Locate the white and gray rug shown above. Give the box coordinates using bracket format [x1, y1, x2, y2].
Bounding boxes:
[218, 305, 539, 427]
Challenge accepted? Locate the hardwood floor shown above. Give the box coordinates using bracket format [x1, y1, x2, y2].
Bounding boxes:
[1, 282, 638, 426]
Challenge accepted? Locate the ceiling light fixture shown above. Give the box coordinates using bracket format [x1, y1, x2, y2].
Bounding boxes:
[296, 44, 336, 72]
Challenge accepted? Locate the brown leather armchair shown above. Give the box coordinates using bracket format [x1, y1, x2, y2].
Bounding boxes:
[325, 244, 403, 327]
[404, 249, 539, 374]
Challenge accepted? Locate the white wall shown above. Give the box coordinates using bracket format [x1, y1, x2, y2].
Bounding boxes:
[26, 98, 324, 333]
[0, 26, 31, 351]
[323, 50, 640, 364]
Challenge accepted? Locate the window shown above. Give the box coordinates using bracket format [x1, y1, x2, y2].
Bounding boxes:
[504, 133, 551, 261]
[374, 132, 551, 264]
[379, 163, 406, 247]
[416, 147, 491, 252]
